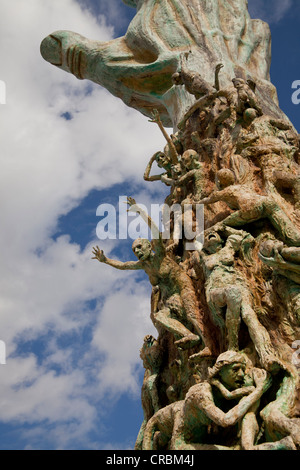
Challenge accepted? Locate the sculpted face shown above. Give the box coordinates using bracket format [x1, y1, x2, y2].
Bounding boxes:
[181, 150, 198, 170]
[172, 72, 182, 86]
[155, 152, 169, 169]
[203, 231, 222, 253]
[132, 239, 152, 261]
[219, 362, 246, 391]
[232, 78, 246, 90]
[217, 169, 235, 188]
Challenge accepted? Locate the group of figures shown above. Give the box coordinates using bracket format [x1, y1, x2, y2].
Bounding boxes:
[92, 60, 300, 450]
[41, 0, 300, 451]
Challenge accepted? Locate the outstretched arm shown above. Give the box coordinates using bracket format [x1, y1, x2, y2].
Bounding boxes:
[175, 169, 197, 186]
[214, 63, 224, 91]
[127, 197, 162, 242]
[149, 110, 179, 164]
[197, 188, 229, 205]
[144, 153, 166, 182]
[259, 250, 300, 276]
[92, 246, 141, 270]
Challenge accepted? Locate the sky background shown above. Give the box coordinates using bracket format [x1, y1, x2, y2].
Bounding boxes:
[0, 0, 299, 450]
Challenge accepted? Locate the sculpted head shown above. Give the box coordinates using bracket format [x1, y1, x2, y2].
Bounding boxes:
[259, 239, 284, 258]
[181, 149, 200, 170]
[132, 238, 152, 261]
[155, 151, 170, 170]
[209, 351, 248, 390]
[243, 108, 259, 124]
[217, 169, 235, 188]
[172, 72, 183, 86]
[203, 231, 222, 254]
[139, 335, 162, 372]
[232, 78, 246, 90]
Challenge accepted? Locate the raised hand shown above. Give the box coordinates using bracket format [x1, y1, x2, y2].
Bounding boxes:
[126, 197, 141, 216]
[251, 368, 272, 392]
[148, 109, 161, 125]
[127, 196, 137, 208]
[92, 246, 107, 263]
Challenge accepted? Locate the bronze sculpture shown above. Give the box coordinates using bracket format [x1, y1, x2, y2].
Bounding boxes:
[41, 0, 300, 450]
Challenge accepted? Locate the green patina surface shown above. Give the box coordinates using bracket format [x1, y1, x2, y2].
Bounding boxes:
[40, 0, 291, 127]
[40, 0, 300, 451]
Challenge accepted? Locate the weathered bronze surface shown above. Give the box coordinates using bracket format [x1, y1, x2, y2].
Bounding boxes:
[41, 0, 300, 450]
[40, 0, 292, 129]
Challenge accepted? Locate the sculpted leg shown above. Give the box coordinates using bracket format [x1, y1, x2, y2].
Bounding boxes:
[241, 409, 260, 450]
[220, 200, 300, 247]
[263, 200, 300, 247]
[176, 273, 214, 354]
[260, 372, 300, 447]
[221, 208, 263, 228]
[225, 287, 242, 351]
[242, 412, 297, 450]
[208, 286, 241, 351]
[241, 404, 297, 450]
[240, 293, 279, 371]
[142, 401, 183, 450]
[154, 307, 200, 349]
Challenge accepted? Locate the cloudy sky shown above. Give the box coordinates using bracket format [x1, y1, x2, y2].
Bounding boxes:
[0, 0, 299, 450]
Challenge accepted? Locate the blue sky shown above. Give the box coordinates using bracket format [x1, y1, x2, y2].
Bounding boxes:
[0, 0, 299, 450]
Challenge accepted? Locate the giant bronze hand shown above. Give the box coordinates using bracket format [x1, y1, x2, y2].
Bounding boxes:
[40, 0, 289, 128]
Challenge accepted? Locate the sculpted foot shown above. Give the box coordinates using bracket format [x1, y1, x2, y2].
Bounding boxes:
[189, 347, 214, 363]
[174, 334, 200, 350]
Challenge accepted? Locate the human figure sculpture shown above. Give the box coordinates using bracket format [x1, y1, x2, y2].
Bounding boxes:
[172, 55, 223, 99]
[92, 198, 214, 355]
[143, 110, 183, 184]
[143, 151, 172, 184]
[163, 149, 205, 201]
[191, 227, 278, 370]
[241, 363, 300, 450]
[135, 335, 163, 450]
[142, 351, 272, 450]
[197, 169, 300, 247]
[259, 239, 300, 329]
[159, 150, 205, 253]
[41, 0, 300, 451]
[273, 170, 300, 209]
[194, 229, 251, 352]
[215, 77, 262, 118]
[148, 110, 180, 164]
[259, 239, 300, 285]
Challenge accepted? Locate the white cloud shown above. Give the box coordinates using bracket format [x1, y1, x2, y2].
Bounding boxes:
[92, 281, 156, 396]
[0, 0, 166, 448]
[0, 355, 98, 449]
